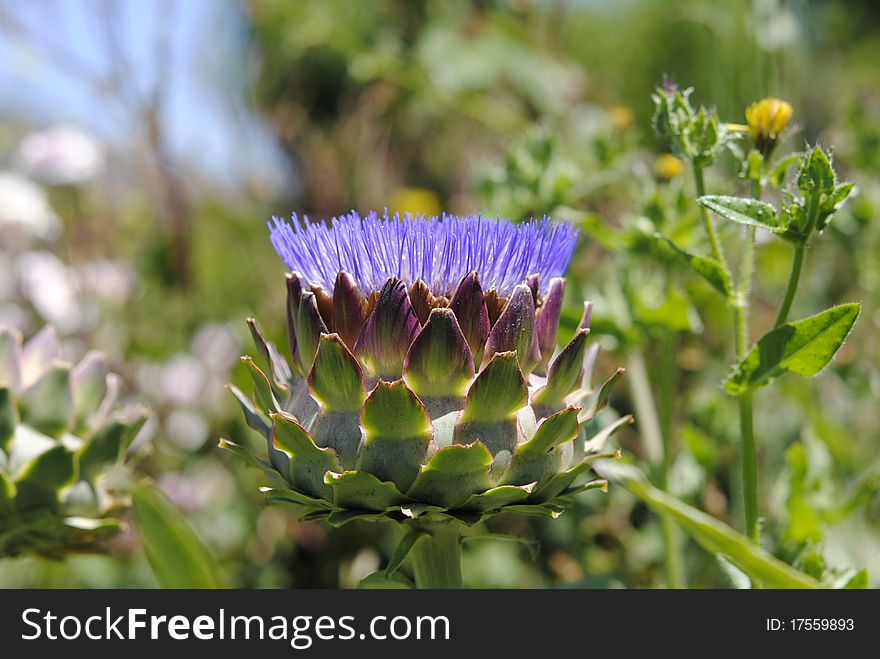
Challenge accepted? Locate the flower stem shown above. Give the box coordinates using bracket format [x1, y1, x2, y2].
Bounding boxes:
[734, 178, 760, 543]
[409, 523, 463, 589]
[773, 243, 806, 329]
[773, 190, 820, 328]
[692, 163, 728, 271]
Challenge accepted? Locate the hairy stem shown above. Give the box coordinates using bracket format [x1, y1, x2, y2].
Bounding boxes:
[692, 163, 728, 271]
[735, 178, 760, 543]
[409, 524, 463, 589]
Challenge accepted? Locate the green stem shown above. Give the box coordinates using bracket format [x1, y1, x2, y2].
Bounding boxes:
[658, 332, 685, 588]
[627, 348, 684, 587]
[773, 191, 820, 328]
[735, 177, 760, 543]
[773, 244, 806, 329]
[409, 523, 463, 589]
[625, 351, 663, 467]
[692, 163, 728, 271]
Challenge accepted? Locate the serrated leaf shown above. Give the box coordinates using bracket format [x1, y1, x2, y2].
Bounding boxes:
[531, 328, 589, 412]
[597, 462, 820, 588]
[501, 408, 578, 486]
[405, 443, 493, 508]
[403, 308, 474, 399]
[241, 357, 277, 416]
[357, 380, 432, 492]
[699, 195, 782, 232]
[259, 486, 333, 510]
[308, 333, 366, 412]
[657, 234, 732, 296]
[132, 484, 225, 588]
[272, 412, 340, 499]
[724, 304, 860, 395]
[324, 470, 408, 511]
[460, 483, 534, 512]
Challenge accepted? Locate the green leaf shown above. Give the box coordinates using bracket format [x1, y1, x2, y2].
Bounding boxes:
[0, 387, 15, 453]
[698, 195, 782, 232]
[357, 380, 432, 492]
[307, 334, 366, 412]
[798, 145, 835, 195]
[78, 412, 148, 478]
[600, 462, 820, 588]
[357, 571, 414, 589]
[460, 484, 534, 512]
[272, 411, 340, 499]
[768, 154, 801, 187]
[241, 357, 277, 416]
[405, 443, 494, 508]
[14, 445, 76, 511]
[385, 531, 428, 576]
[656, 234, 732, 296]
[501, 408, 578, 486]
[724, 304, 861, 395]
[131, 484, 226, 588]
[460, 351, 528, 424]
[462, 533, 540, 561]
[531, 328, 589, 411]
[403, 308, 475, 399]
[324, 470, 408, 511]
[18, 364, 73, 438]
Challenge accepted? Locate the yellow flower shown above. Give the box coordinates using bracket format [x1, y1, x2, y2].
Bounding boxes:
[745, 97, 793, 155]
[387, 187, 441, 217]
[654, 153, 685, 182]
[608, 105, 635, 131]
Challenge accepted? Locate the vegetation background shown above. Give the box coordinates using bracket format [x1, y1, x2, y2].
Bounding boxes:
[0, 0, 877, 588]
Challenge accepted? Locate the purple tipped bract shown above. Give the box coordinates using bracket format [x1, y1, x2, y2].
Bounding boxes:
[269, 212, 578, 296]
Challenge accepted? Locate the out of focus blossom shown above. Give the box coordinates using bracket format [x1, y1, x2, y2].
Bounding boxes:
[387, 187, 441, 217]
[0, 172, 61, 241]
[79, 259, 136, 305]
[192, 323, 240, 374]
[15, 125, 105, 186]
[165, 409, 210, 451]
[654, 153, 685, 181]
[16, 250, 83, 332]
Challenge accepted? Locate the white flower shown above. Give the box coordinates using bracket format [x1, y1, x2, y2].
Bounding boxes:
[15, 125, 105, 185]
[16, 250, 83, 332]
[0, 172, 61, 241]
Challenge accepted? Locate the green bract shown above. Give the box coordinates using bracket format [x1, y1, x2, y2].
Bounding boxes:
[225, 271, 627, 527]
[0, 326, 148, 558]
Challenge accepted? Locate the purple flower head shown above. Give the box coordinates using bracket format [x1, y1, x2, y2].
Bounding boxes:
[269, 211, 579, 296]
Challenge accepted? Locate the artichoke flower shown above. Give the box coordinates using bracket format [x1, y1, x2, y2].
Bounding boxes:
[224, 212, 628, 587]
[0, 325, 148, 558]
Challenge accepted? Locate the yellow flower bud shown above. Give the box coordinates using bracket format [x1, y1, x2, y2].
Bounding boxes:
[745, 97, 793, 156]
[608, 105, 635, 131]
[654, 153, 685, 182]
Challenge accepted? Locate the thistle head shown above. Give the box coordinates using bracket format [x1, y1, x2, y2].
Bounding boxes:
[225, 212, 626, 528]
